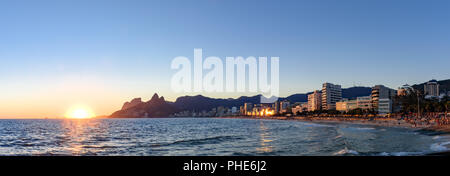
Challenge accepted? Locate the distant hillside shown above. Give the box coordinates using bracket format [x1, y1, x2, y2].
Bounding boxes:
[283, 86, 372, 102]
[172, 86, 372, 111]
[412, 79, 450, 93]
[173, 95, 262, 112]
[342, 87, 372, 99]
[282, 93, 309, 102]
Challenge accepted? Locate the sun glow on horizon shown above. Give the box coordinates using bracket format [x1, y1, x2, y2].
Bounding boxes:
[65, 105, 95, 119]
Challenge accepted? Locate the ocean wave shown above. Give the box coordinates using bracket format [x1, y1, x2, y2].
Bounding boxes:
[414, 129, 447, 136]
[347, 127, 376, 131]
[430, 141, 450, 152]
[155, 135, 243, 147]
[333, 147, 359, 155]
[390, 152, 424, 156]
[432, 136, 441, 140]
[432, 135, 450, 140]
[378, 152, 390, 156]
[334, 134, 343, 139]
[375, 151, 425, 156]
[300, 122, 333, 128]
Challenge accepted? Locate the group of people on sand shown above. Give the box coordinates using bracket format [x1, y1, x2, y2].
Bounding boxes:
[394, 112, 449, 127]
[241, 111, 450, 129]
[298, 112, 450, 128]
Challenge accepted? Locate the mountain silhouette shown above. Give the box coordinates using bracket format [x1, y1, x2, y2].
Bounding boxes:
[110, 93, 178, 118]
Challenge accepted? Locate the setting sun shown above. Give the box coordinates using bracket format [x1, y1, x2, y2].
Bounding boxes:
[65, 106, 95, 119]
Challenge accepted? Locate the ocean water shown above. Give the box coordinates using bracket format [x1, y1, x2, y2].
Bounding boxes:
[0, 118, 449, 156]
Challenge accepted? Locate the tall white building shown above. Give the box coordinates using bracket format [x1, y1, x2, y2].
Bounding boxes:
[308, 90, 322, 111]
[321, 83, 342, 110]
[424, 79, 439, 97]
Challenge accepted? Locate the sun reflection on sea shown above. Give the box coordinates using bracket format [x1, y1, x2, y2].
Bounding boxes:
[256, 120, 273, 153]
[60, 119, 102, 155]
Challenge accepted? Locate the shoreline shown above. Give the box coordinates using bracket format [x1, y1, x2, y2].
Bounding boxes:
[218, 116, 450, 134]
[218, 115, 450, 155]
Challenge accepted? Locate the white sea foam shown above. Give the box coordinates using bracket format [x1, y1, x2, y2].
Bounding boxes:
[333, 147, 359, 155]
[432, 136, 441, 140]
[300, 122, 333, 128]
[430, 141, 450, 152]
[376, 151, 424, 156]
[378, 152, 389, 156]
[390, 152, 424, 156]
[346, 127, 376, 131]
[334, 134, 343, 139]
[432, 135, 450, 140]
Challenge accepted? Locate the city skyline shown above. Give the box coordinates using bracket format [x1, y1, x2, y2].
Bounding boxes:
[1, 0, 450, 118]
[2, 78, 447, 119]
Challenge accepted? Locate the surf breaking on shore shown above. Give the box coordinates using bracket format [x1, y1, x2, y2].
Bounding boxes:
[219, 115, 450, 155]
[220, 115, 450, 133]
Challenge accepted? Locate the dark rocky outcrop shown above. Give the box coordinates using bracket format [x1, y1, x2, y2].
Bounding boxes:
[110, 93, 178, 118]
[121, 98, 143, 110]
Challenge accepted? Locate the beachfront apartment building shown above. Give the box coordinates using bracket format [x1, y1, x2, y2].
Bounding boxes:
[336, 96, 372, 112]
[231, 107, 238, 114]
[279, 100, 290, 114]
[308, 90, 322, 111]
[336, 99, 357, 112]
[292, 105, 302, 115]
[371, 85, 396, 111]
[322, 83, 342, 110]
[292, 103, 308, 115]
[274, 101, 280, 115]
[378, 98, 393, 114]
[336, 101, 346, 112]
[244, 103, 253, 115]
[424, 79, 439, 97]
[356, 96, 372, 109]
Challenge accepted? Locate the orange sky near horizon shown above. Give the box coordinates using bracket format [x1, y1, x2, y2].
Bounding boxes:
[0, 74, 124, 119]
[0, 73, 275, 119]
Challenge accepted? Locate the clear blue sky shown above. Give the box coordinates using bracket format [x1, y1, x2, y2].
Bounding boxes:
[0, 0, 449, 117]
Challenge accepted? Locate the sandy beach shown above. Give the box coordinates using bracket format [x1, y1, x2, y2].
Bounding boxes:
[219, 116, 450, 134]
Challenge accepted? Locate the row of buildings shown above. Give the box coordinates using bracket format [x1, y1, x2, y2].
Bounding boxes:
[335, 84, 397, 114]
[300, 83, 397, 115]
[246, 80, 444, 116]
[173, 106, 240, 117]
[173, 80, 445, 117]
[398, 79, 448, 99]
